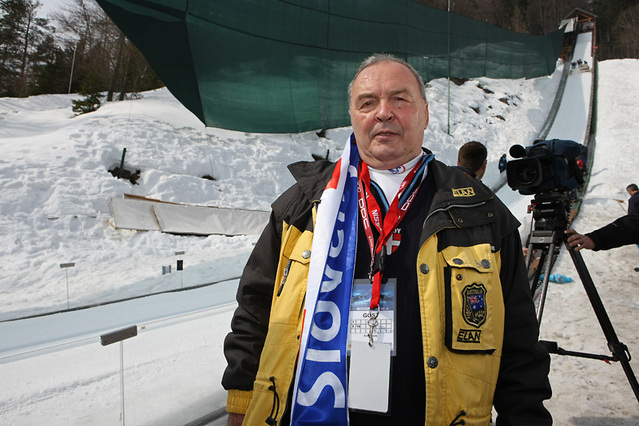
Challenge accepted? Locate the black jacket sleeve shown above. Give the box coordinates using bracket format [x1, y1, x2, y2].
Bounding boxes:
[221, 209, 281, 391]
[586, 213, 639, 251]
[221, 160, 334, 392]
[493, 229, 553, 425]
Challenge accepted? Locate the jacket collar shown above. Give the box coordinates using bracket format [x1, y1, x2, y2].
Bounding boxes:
[288, 159, 337, 202]
[429, 159, 493, 209]
[287, 150, 495, 210]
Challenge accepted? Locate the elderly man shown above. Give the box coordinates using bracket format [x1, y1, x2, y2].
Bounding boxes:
[222, 54, 551, 425]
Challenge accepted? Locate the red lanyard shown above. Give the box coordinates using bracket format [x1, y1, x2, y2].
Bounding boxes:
[357, 156, 427, 309]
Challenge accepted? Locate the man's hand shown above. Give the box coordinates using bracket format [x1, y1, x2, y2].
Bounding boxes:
[565, 229, 596, 251]
[226, 413, 245, 426]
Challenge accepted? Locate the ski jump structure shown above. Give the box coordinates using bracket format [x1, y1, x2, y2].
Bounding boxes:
[496, 29, 596, 229]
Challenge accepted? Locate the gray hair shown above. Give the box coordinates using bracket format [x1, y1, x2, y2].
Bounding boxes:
[347, 53, 427, 103]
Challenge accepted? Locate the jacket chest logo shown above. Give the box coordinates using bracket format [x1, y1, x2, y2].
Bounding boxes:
[462, 283, 487, 328]
[452, 187, 475, 197]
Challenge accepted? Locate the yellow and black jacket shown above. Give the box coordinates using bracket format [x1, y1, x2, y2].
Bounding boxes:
[222, 155, 552, 425]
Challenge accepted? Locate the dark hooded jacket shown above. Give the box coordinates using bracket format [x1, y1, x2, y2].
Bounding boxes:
[222, 154, 552, 425]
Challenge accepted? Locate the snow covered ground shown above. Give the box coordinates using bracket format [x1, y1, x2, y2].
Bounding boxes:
[0, 57, 638, 425]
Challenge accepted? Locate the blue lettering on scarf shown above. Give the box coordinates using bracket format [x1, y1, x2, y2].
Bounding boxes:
[292, 144, 359, 425]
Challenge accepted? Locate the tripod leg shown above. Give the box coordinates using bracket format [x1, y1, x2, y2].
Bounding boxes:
[566, 242, 639, 404]
[530, 245, 555, 325]
[524, 239, 534, 270]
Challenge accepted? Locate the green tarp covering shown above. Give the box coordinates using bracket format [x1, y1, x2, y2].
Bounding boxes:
[96, 0, 564, 133]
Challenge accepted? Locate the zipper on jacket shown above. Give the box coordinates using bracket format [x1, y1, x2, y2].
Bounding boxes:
[277, 260, 293, 296]
[449, 409, 467, 425]
[265, 376, 280, 425]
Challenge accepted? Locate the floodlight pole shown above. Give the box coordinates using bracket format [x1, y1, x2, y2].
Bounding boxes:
[68, 41, 78, 94]
[447, 0, 451, 135]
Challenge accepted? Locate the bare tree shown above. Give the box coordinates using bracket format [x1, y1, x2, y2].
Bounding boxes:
[613, 3, 639, 58]
[50, 0, 161, 97]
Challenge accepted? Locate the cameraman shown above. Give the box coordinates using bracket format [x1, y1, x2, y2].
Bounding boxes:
[456, 141, 487, 179]
[566, 213, 639, 251]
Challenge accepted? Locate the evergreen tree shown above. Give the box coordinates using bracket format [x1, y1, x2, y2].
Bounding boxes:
[0, 0, 51, 96]
[71, 74, 103, 114]
[31, 34, 69, 94]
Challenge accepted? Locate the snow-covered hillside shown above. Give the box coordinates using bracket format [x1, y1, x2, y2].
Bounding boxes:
[0, 67, 559, 321]
[1, 59, 639, 425]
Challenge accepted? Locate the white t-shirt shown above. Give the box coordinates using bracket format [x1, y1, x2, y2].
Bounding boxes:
[367, 153, 426, 204]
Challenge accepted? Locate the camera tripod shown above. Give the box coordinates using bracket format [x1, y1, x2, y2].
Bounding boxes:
[524, 194, 639, 404]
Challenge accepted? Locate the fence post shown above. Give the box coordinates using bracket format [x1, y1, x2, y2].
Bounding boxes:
[101, 326, 138, 426]
[175, 251, 185, 288]
[118, 148, 127, 179]
[59, 263, 75, 309]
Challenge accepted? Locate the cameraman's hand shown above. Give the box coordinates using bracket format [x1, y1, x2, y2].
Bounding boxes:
[565, 229, 596, 251]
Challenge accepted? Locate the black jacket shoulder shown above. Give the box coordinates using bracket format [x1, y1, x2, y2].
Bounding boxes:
[422, 159, 520, 244]
[271, 160, 336, 232]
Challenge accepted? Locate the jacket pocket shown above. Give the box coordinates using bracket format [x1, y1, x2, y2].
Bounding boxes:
[442, 244, 499, 353]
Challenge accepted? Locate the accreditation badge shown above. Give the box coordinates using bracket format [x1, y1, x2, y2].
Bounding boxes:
[347, 278, 396, 353]
[347, 278, 396, 413]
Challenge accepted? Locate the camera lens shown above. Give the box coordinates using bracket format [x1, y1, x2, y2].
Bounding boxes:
[517, 167, 538, 185]
[506, 157, 542, 193]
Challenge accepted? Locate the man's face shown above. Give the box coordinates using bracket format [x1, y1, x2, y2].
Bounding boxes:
[349, 61, 429, 170]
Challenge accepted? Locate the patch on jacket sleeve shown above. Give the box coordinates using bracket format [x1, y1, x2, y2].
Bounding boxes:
[462, 283, 487, 328]
[452, 187, 475, 197]
[457, 284, 488, 343]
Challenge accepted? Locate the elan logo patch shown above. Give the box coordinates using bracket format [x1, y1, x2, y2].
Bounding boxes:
[452, 187, 475, 197]
[457, 329, 482, 343]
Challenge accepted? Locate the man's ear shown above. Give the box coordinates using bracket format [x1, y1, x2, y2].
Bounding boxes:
[423, 102, 430, 130]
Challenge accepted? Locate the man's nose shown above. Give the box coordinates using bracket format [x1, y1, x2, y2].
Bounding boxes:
[376, 101, 394, 122]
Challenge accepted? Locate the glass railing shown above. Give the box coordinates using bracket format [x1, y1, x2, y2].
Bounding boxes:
[0, 295, 235, 425]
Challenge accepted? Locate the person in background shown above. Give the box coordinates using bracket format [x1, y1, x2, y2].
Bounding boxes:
[456, 140, 487, 180]
[222, 53, 552, 426]
[626, 183, 639, 214]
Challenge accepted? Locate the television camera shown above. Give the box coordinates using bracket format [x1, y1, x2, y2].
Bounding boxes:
[506, 139, 639, 403]
[506, 138, 585, 196]
[506, 138, 585, 232]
